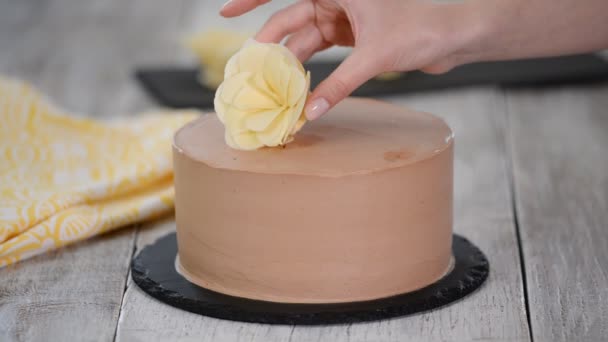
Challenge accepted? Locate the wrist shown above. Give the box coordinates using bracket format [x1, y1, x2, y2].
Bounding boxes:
[440, 0, 505, 67]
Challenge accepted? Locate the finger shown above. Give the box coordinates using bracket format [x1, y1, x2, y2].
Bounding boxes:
[220, 0, 271, 18]
[298, 40, 333, 62]
[255, 0, 315, 43]
[284, 25, 332, 62]
[305, 49, 380, 120]
[420, 61, 455, 75]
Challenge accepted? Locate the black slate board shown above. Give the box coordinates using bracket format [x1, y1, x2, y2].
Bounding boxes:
[131, 233, 489, 325]
[135, 54, 608, 109]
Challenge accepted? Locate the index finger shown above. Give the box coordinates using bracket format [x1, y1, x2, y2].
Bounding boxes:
[255, 1, 315, 43]
[220, 0, 272, 18]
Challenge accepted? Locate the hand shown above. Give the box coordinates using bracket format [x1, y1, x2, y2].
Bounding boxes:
[222, 0, 608, 119]
[221, 0, 481, 119]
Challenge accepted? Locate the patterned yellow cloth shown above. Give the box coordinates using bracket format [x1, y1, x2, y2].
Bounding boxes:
[0, 78, 198, 267]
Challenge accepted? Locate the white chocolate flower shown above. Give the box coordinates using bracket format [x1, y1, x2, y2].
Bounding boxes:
[214, 40, 311, 150]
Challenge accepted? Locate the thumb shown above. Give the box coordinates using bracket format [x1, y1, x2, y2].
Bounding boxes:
[304, 49, 380, 120]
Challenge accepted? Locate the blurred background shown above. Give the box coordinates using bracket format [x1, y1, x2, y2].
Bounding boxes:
[0, 0, 351, 116]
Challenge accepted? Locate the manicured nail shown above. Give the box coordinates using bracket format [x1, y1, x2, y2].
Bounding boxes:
[220, 0, 233, 12]
[305, 98, 329, 120]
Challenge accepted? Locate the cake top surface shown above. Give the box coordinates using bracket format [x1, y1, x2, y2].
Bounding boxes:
[174, 97, 453, 177]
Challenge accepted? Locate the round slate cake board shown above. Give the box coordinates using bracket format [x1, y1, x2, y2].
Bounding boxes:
[132, 233, 489, 325]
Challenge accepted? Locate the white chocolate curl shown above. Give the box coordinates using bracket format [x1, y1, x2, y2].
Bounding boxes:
[214, 40, 311, 150]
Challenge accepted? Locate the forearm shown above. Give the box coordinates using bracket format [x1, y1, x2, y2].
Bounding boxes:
[459, 0, 608, 64]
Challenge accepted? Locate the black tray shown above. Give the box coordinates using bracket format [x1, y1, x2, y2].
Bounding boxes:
[135, 54, 608, 109]
[132, 233, 489, 325]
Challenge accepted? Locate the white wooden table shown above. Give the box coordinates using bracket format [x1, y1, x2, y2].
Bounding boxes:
[1, 1, 606, 341]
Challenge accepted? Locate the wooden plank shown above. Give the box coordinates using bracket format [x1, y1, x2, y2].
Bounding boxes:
[0, 230, 135, 342]
[507, 84, 608, 341]
[116, 87, 530, 341]
[0, 0, 184, 340]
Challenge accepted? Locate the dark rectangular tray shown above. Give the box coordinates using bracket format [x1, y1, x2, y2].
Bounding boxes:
[135, 54, 608, 109]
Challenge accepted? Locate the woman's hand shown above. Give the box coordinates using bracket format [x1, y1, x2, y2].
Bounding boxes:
[221, 0, 608, 120]
[221, 0, 482, 119]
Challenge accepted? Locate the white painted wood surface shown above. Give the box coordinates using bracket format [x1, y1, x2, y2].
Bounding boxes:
[1, 0, 606, 341]
[508, 85, 608, 342]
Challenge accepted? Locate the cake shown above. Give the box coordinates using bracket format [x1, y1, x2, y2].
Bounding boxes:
[172, 97, 454, 304]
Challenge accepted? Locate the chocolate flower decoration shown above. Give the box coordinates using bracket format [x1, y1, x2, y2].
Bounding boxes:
[214, 40, 310, 150]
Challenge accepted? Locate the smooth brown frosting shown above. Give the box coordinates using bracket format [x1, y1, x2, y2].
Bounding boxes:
[173, 97, 454, 303]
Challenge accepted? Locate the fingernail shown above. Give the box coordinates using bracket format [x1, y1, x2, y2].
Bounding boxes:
[220, 0, 233, 11]
[305, 98, 329, 120]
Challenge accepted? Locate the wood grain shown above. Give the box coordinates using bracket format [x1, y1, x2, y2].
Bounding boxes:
[0, 0, 184, 341]
[0, 230, 135, 342]
[507, 84, 608, 342]
[115, 88, 530, 342]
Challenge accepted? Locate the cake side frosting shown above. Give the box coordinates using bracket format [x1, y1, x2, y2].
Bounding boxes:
[173, 97, 454, 303]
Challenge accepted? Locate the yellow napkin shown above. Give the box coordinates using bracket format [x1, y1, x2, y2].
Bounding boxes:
[0, 77, 198, 267]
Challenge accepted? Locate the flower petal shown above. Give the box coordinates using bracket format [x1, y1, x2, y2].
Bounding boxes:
[286, 67, 307, 107]
[261, 50, 287, 97]
[225, 41, 269, 78]
[227, 130, 262, 150]
[286, 72, 310, 134]
[223, 105, 249, 133]
[232, 76, 279, 111]
[256, 109, 290, 146]
[213, 83, 227, 123]
[219, 72, 251, 104]
[245, 107, 284, 132]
